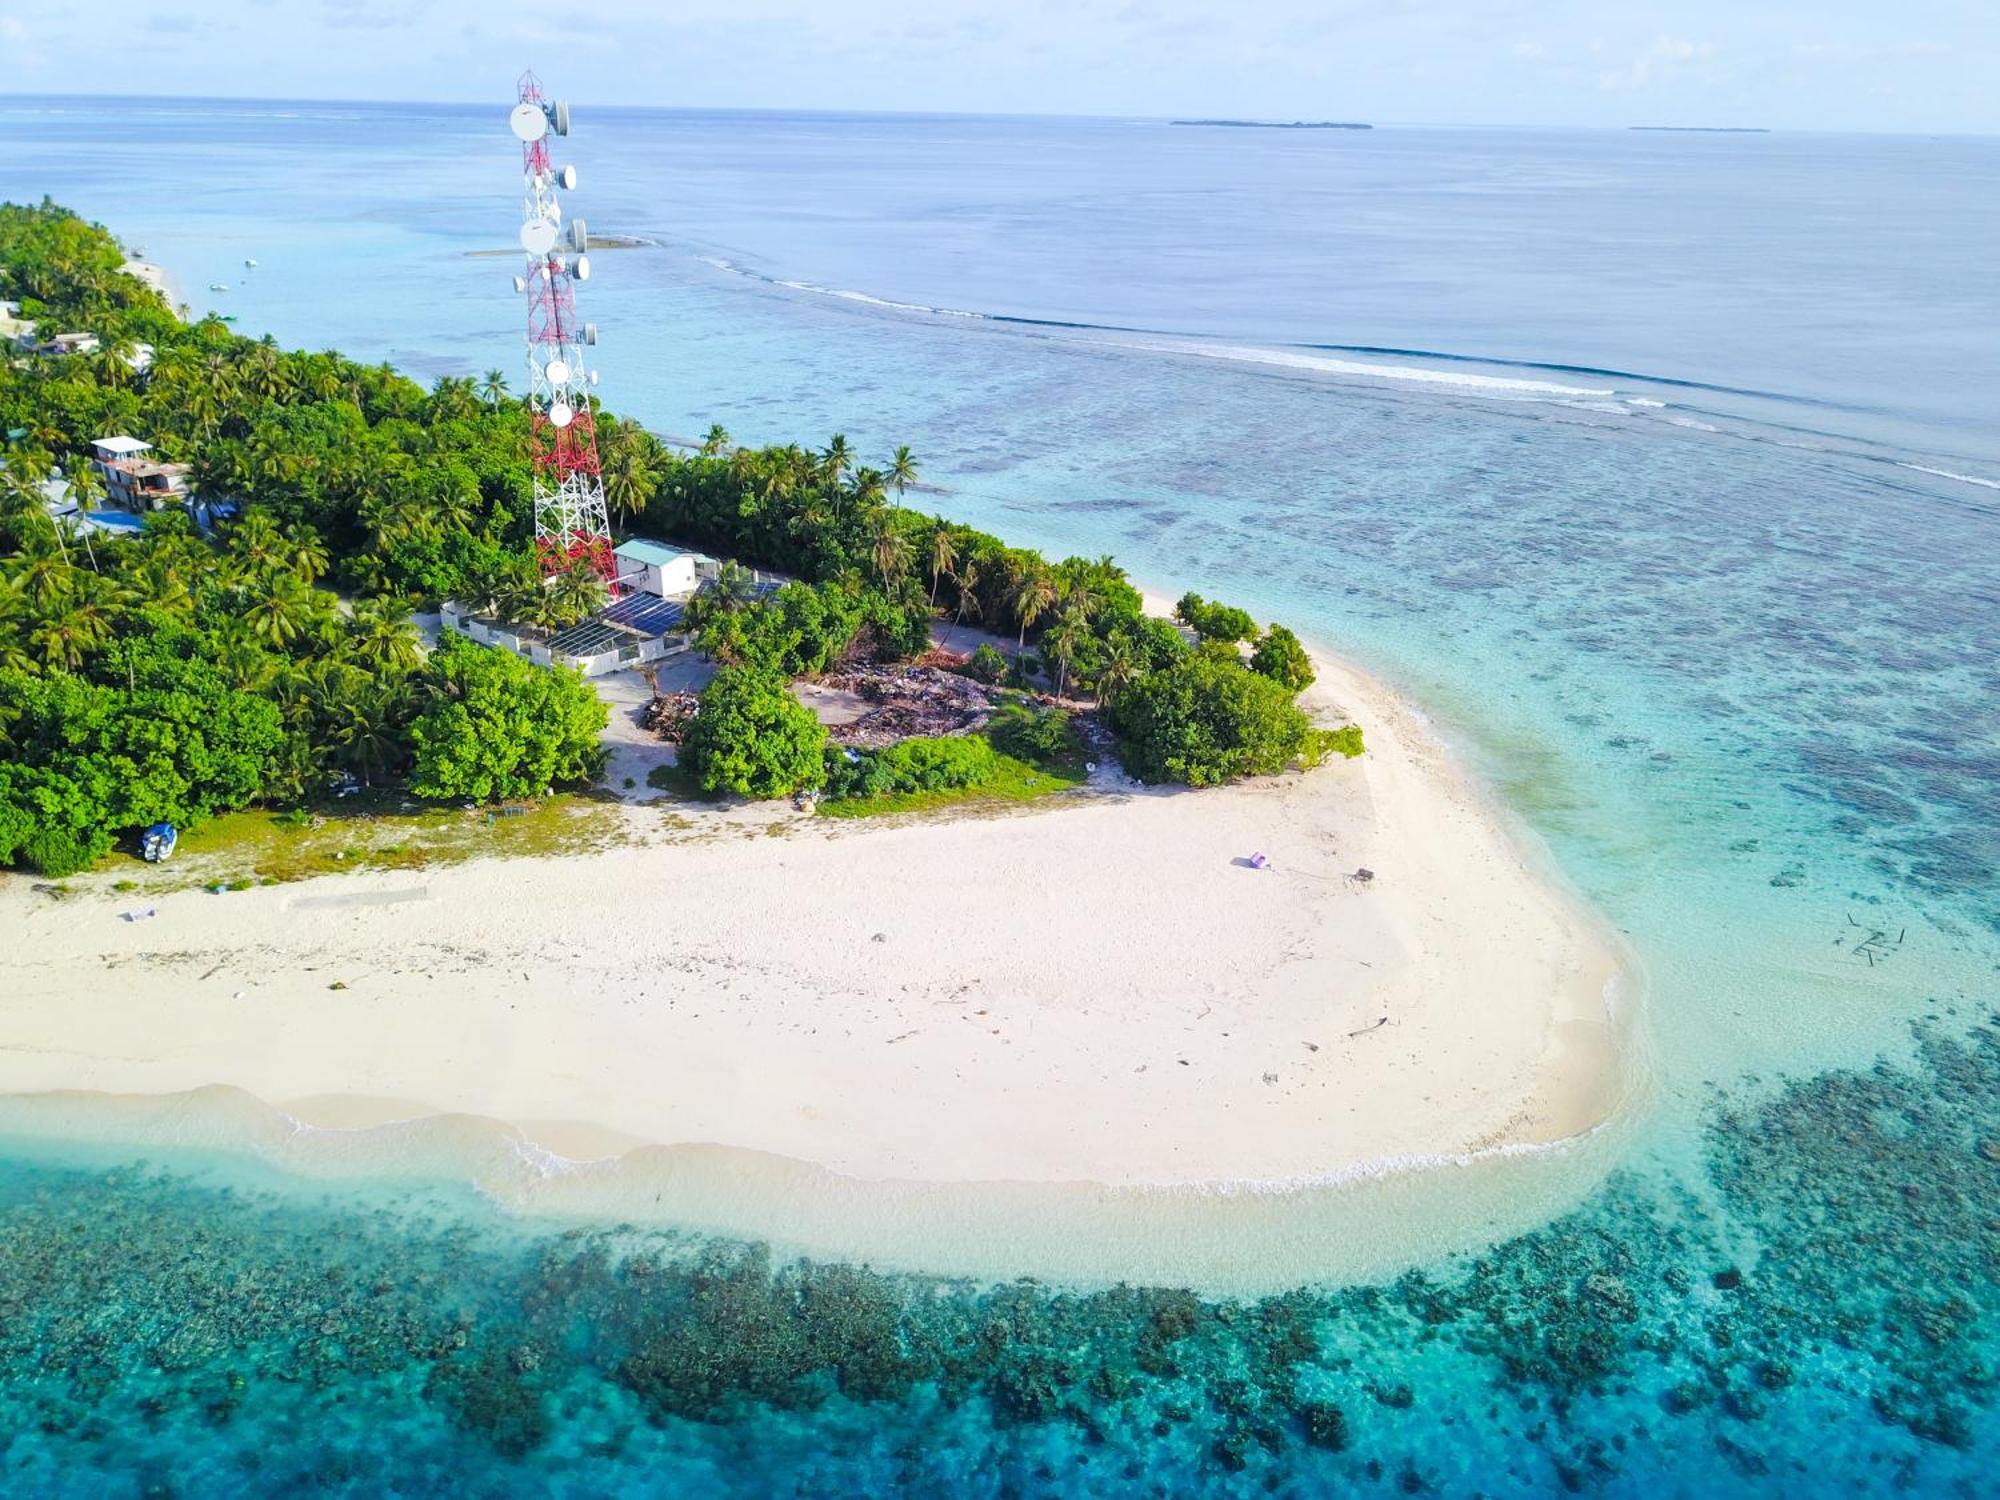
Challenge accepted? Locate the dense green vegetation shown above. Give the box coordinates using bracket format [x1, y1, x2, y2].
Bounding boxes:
[1251, 623, 1316, 692]
[677, 667, 827, 800]
[1111, 643, 1320, 787]
[0, 202, 609, 871]
[822, 734, 999, 800]
[1175, 591, 1258, 646]
[0, 198, 1357, 863]
[406, 637, 606, 802]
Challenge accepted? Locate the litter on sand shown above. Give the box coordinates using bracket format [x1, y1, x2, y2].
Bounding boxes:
[120, 908, 157, 923]
[1247, 852, 1269, 870]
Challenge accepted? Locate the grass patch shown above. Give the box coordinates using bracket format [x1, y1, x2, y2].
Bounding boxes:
[100, 795, 633, 893]
[817, 748, 1087, 821]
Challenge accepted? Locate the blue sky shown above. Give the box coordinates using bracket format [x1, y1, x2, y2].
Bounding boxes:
[5, 1, 1994, 132]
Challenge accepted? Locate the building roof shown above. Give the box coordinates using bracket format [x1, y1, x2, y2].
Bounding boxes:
[93, 435, 152, 456]
[613, 538, 691, 567]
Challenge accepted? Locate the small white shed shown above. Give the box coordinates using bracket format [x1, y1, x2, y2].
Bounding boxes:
[613, 538, 701, 598]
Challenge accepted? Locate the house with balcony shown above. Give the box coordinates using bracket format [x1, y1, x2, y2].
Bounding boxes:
[91, 435, 192, 511]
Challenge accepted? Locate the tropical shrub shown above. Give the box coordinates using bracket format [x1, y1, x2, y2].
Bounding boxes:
[989, 703, 1075, 767]
[1250, 624, 1315, 692]
[823, 733, 998, 800]
[407, 637, 606, 801]
[1109, 647, 1312, 786]
[1305, 724, 1365, 763]
[0, 653, 289, 873]
[1174, 592, 1256, 645]
[963, 643, 1008, 684]
[678, 666, 827, 799]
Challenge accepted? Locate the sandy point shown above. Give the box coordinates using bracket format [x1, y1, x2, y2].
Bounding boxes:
[0, 634, 1640, 1204]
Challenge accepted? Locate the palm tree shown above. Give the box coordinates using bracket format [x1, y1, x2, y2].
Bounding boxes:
[240, 574, 321, 647]
[601, 438, 651, 519]
[546, 559, 608, 627]
[868, 511, 911, 591]
[942, 558, 982, 650]
[279, 522, 330, 584]
[2, 546, 76, 614]
[479, 368, 510, 408]
[699, 423, 732, 458]
[60, 464, 106, 573]
[210, 620, 280, 692]
[925, 520, 957, 610]
[29, 593, 111, 672]
[224, 510, 286, 576]
[182, 382, 223, 447]
[1010, 564, 1056, 648]
[346, 597, 424, 673]
[1044, 607, 1089, 698]
[1092, 630, 1141, 706]
[821, 433, 853, 484]
[887, 445, 918, 506]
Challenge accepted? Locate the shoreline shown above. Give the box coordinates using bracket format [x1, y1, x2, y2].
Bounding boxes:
[0, 625, 1643, 1284]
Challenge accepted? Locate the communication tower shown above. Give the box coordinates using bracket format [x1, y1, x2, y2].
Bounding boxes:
[509, 73, 613, 582]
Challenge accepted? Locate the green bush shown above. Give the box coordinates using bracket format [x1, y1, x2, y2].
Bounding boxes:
[823, 734, 998, 800]
[679, 667, 827, 799]
[1110, 649, 1312, 786]
[1174, 591, 1256, 645]
[1250, 624, 1315, 692]
[407, 637, 607, 801]
[964, 643, 1008, 684]
[989, 703, 1075, 767]
[1305, 724, 1365, 763]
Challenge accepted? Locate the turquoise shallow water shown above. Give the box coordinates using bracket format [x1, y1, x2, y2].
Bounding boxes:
[2, 99, 1997, 1492]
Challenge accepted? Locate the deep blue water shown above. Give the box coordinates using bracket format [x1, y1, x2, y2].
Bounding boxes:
[2, 98, 1997, 1494]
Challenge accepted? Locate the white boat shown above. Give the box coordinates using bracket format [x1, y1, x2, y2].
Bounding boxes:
[208, 282, 230, 292]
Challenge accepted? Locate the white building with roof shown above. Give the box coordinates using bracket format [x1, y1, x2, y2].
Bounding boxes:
[613, 538, 712, 598]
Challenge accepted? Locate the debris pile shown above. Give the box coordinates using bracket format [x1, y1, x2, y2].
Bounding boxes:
[642, 692, 702, 744]
[822, 664, 998, 748]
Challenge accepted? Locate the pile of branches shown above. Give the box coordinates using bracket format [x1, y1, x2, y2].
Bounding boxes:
[642, 692, 703, 744]
[821, 664, 998, 748]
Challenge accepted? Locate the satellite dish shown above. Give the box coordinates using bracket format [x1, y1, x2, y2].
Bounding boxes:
[549, 399, 574, 428]
[509, 103, 548, 142]
[557, 164, 577, 191]
[569, 217, 588, 252]
[583, 323, 598, 345]
[511, 274, 527, 294]
[553, 100, 571, 137]
[573, 254, 592, 282]
[546, 358, 571, 387]
[520, 218, 558, 256]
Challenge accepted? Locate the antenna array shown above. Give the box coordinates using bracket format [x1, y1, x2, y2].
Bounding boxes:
[511, 71, 613, 583]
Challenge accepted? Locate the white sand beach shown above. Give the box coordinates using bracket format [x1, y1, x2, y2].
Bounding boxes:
[0, 638, 1634, 1198]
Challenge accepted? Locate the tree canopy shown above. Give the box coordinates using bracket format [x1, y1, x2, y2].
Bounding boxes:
[1110, 645, 1315, 787]
[677, 667, 828, 800]
[407, 637, 606, 802]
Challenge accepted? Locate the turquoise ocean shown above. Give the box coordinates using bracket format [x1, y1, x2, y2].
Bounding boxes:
[2, 98, 1997, 1495]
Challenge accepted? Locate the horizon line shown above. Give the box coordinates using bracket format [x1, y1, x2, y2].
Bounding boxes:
[5, 90, 1993, 140]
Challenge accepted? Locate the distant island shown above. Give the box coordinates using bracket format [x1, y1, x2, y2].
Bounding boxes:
[1172, 119, 1372, 131]
[1630, 126, 1770, 134]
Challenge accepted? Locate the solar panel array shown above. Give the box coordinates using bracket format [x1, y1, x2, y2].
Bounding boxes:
[601, 593, 686, 635]
[543, 592, 690, 658]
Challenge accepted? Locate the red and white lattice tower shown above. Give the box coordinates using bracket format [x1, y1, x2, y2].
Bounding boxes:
[508, 73, 614, 583]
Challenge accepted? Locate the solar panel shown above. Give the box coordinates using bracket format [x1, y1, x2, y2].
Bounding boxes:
[602, 594, 686, 635]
